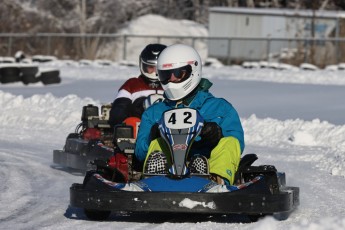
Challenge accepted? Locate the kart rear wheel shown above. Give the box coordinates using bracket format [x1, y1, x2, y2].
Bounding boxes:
[84, 209, 111, 221]
[273, 211, 290, 221]
[247, 214, 266, 222]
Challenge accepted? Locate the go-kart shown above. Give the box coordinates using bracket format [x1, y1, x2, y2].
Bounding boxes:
[69, 108, 299, 221]
[53, 103, 140, 172]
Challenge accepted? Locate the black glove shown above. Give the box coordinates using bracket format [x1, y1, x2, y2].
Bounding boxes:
[149, 123, 161, 141]
[131, 97, 146, 118]
[198, 122, 223, 148]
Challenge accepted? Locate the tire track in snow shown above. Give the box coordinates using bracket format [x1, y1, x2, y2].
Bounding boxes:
[0, 145, 78, 229]
[0, 149, 35, 221]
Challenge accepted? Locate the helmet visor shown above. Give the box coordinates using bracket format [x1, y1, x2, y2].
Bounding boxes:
[142, 61, 156, 74]
[158, 65, 192, 85]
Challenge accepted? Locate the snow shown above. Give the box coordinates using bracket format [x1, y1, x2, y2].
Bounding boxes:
[110, 14, 208, 62]
[1, 14, 345, 230]
[179, 198, 216, 209]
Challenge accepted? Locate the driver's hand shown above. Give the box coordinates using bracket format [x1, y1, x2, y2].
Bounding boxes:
[149, 123, 160, 141]
[199, 122, 223, 147]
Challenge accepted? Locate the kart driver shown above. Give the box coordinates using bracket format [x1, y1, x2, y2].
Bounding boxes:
[108, 43, 167, 128]
[135, 44, 244, 185]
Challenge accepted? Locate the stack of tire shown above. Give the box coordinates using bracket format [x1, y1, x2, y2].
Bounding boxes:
[0, 63, 61, 85]
[36, 68, 61, 85]
[0, 63, 21, 84]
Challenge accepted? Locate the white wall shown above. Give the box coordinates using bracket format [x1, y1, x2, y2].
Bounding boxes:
[208, 8, 338, 61]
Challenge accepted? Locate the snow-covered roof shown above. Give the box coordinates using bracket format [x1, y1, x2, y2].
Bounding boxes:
[209, 7, 345, 19]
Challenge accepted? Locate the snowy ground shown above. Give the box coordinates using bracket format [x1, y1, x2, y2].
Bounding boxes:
[1, 61, 345, 230]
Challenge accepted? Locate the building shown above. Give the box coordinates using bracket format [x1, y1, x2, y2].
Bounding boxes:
[208, 7, 345, 64]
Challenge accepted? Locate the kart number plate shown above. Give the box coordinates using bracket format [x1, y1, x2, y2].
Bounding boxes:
[164, 108, 197, 129]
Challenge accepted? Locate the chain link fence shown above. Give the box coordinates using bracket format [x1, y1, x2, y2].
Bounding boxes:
[1, 33, 345, 67]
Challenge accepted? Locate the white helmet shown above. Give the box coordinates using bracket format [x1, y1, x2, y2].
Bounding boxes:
[157, 44, 202, 101]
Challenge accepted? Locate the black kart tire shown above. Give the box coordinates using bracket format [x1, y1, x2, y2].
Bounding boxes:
[38, 69, 61, 85]
[21, 65, 39, 84]
[247, 214, 266, 222]
[22, 75, 39, 85]
[83, 170, 97, 185]
[273, 211, 290, 221]
[0, 66, 21, 83]
[84, 209, 111, 221]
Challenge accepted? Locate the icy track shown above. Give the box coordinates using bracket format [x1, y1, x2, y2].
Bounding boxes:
[1, 63, 345, 229]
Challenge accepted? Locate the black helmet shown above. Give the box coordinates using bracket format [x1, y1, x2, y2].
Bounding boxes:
[139, 43, 167, 82]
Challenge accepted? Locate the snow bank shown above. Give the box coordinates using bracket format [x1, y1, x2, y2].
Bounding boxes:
[243, 114, 345, 150]
[243, 115, 345, 177]
[0, 90, 98, 145]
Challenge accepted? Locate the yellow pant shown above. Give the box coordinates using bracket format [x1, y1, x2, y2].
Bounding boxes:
[144, 136, 241, 184]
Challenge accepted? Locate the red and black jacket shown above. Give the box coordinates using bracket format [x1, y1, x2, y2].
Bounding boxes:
[109, 75, 163, 128]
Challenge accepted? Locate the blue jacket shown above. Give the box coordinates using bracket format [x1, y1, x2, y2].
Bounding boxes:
[135, 86, 245, 162]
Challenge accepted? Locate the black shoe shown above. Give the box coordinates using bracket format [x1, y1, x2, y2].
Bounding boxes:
[144, 151, 168, 174]
[188, 155, 209, 175]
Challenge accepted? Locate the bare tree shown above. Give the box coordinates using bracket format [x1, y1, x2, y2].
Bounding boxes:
[319, 0, 330, 9]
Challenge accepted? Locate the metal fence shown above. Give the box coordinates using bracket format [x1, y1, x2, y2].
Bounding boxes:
[1, 33, 345, 67]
